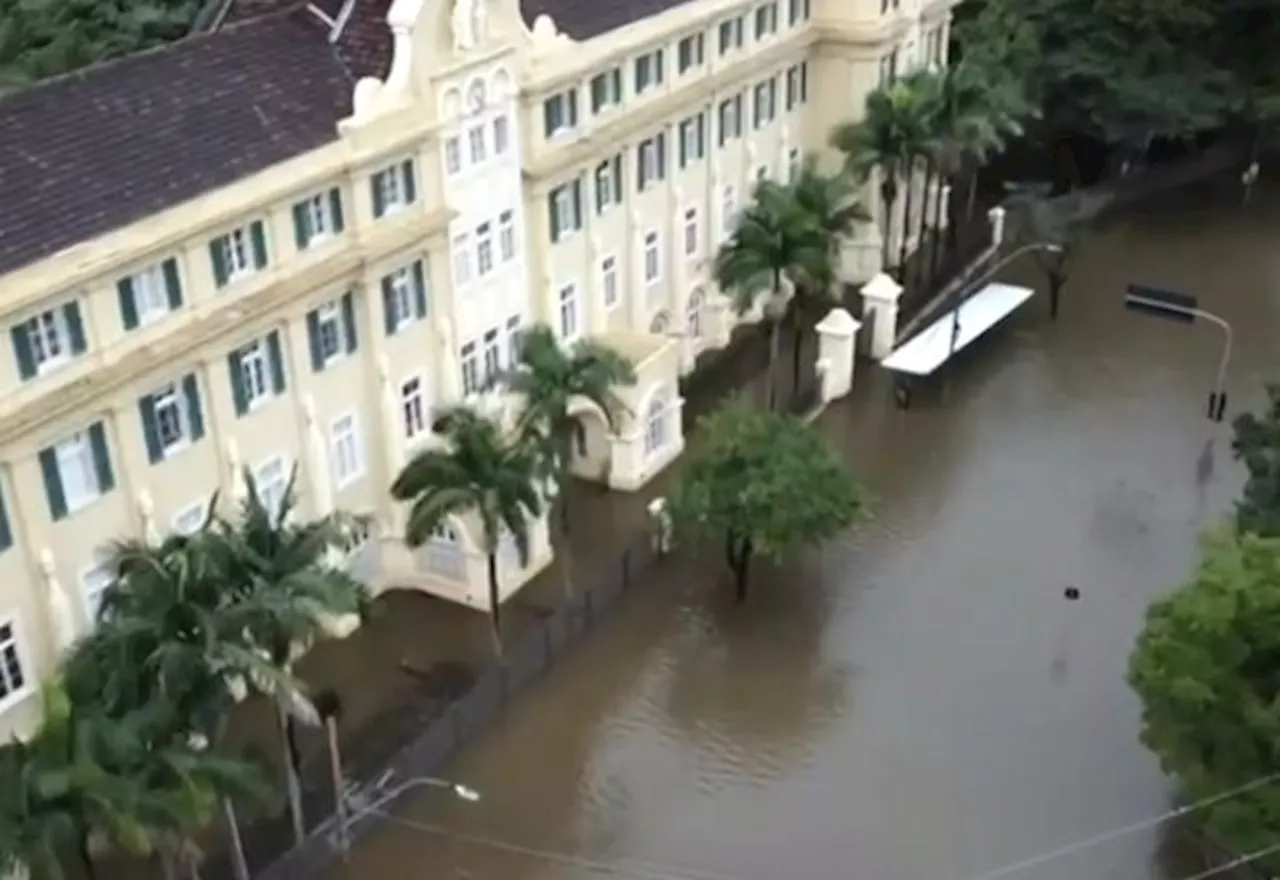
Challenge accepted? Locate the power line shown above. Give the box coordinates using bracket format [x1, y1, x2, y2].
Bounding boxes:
[1180, 841, 1280, 880]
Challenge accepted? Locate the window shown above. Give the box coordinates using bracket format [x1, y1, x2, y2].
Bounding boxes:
[683, 208, 700, 258]
[444, 135, 462, 174]
[878, 49, 899, 86]
[925, 26, 945, 65]
[594, 155, 623, 213]
[754, 2, 778, 38]
[330, 414, 363, 488]
[786, 63, 809, 110]
[39, 423, 113, 519]
[687, 287, 705, 338]
[590, 68, 623, 114]
[644, 394, 668, 456]
[306, 292, 357, 372]
[600, 256, 619, 310]
[754, 78, 777, 128]
[81, 563, 113, 623]
[755, 163, 770, 183]
[788, 148, 803, 181]
[468, 125, 487, 164]
[880, 0, 900, 12]
[637, 133, 666, 191]
[172, 502, 207, 535]
[381, 261, 428, 335]
[118, 260, 182, 330]
[452, 233, 472, 285]
[401, 376, 428, 441]
[255, 457, 288, 521]
[718, 16, 744, 54]
[482, 328, 502, 384]
[643, 231, 661, 284]
[371, 159, 416, 218]
[0, 622, 27, 702]
[558, 283, 579, 340]
[140, 375, 204, 463]
[423, 522, 465, 580]
[493, 115, 510, 154]
[460, 342, 480, 395]
[543, 89, 578, 138]
[229, 333, 286, 415]
[549, 180, 583, 242]
[718, 95, 743, 145]
[634, 50, 664, 95]
[498, 210, 517, 262]
[721, 185, 738, 239]
[12, 302, 85, 380]
[476, 221, 495, 277]
[505, 315, 523, 364]
[677, 33, 705, 73]
[209, 221, 268, 287]
[679, 114, 706, 168]
[292, 189, 344, 250]
[788, 0, 810, 25]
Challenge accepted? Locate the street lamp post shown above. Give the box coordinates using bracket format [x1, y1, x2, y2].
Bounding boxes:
[1123, 284, 1233, 422]
[333, 774, 480, 856]
[947, 241, 1064, 361]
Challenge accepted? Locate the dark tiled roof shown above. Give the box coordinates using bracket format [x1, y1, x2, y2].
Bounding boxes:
[519, 0, 700, 41]
[0, 1, 393, 277]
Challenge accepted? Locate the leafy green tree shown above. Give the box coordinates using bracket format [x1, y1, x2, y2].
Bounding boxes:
[667, 396, 869, 601]
[714, 179, 825, 411]
[1231, 384, 1280, 537]
[1129, 528, 1280, 868]
[505, 323, 636, 587]
[391, 405, 543, 652]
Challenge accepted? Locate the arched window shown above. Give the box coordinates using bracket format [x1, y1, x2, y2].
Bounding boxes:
[421, 521, 465, 580]
[649, 311, 669, 335]
[490, 69, 512, 100]
[466, 79, 486, 114]
[686, 287, 705, 338]
[644, 394, 667, 457]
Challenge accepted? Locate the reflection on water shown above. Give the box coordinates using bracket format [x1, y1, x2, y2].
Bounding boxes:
[328, 178, 1280, 880]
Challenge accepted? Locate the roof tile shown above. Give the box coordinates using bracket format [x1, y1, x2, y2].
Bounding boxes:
[519, 0, 700, 41]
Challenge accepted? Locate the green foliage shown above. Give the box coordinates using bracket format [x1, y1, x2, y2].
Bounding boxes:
[1129, 529, 1280, 861]
[1231, 384, 1280, 538]
[668, 397, 869, 598]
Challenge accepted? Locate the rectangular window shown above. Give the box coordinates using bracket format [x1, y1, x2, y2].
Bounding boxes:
[718, 16, 744, 54]
[683, 207, 700, 257]
[330, 414, 363, 488]
[476, 221, 495, 277]
[371, 159, 416, 218]
[678, 114, 706, 168]
[140, 375, 203, 463]
[788, 0, 810, 25]
[381, 261, 428, 335]
[444, 135, 462, 175]
[594, 155, 623, 213]
[460, 342, 480, 395]
[229, 333, 286, 416]
[482, 328, 501, 384]
[493, 115, 510, 154]
[118, 259, 182, 331]
[637, 133, 666, 191]
[600, 255, 619, 309]
[677, 33, 705, 73]
[590, 67, 624, 114]
[558, 283, 579, 340]
[718, 95, 743, 145]
[40, 423, 113, 519]
[292, 188, 344, 250]
[754, 2, 778, 38]
[0, 622, 27, 702]
[498, 210, 517, 262]
[543, 89, 579, 138]
[643, 231, 661, 284]
[81, 562, 112, 623]
[172, 502, 206, 536]
[754, 79, 777, 128]
[634, 50, 665, 95]
[453, 233, 472, 286]
[401, 376, 428, 441]
[505, 315, 523, 364]
[468, 125, 487, 164]
[12, 302, 85, 380]
[209, 221, 268, 287]
[548, 180, 583, 242]
[721, 185, 738, 240]
[255, 457, 288, 521]
[307, 292, 357, 372]
[878, 49, 898, 86]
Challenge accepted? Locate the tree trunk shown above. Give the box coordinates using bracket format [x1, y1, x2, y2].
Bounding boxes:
[912, 160, 935, 291]
[79, 834, 98, 880]
[897, 159, 916, 281]
[766, 310, 782, 412]
[277, 703, 306, 845]
[790, 309, 805, 401]
[964, 168, 979, 223]
[879, 176, 898, 272]
[486, 552, 503, 656]
[725, 533, 754, 602]
[223, 799, 252, 880]
[929, 165, 952, 281]
[556, 432, 574, 598]
[158, 850, 178, 880]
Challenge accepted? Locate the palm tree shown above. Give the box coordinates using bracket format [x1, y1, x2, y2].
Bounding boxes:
[830, 74, 937, 279]
[785, 160, 868, 393]
[392, 406, 543, 653]
[504, 324, 636, 591]
[713, 179, 825, 411]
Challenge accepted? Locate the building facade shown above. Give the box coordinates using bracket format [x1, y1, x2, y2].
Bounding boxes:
[0, 0, 953, 739]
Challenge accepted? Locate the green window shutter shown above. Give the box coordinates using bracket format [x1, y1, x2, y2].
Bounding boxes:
[88, 422, 114, 494]
[267, 331, 287, 393]
[655, 52, 664, 83]
[39, 446, 66, 521]
[0, 489, 13, 552]
[249, 221, 268, 268]
[329, 189, 345, 233]
[139, 393, 163, 463]
[657, 133, 667, 179]
[306, 310, 324, 372]
[548, 193, 561, 242]
[162, 259, 183, 309]
[381, 277, 397, 336]
[568, 90, 578, 126]
[183, 374, 204, 442]
[401, 160, 417, 203]
[12, 324, 35, 380]
[371, 174, 386, 218]
[63, 302, 86, 355]
[341, 291, 358, 353]
[117, 277, 139, 331]
[543, 100, 556, 138]
[412, 261, 428, 318]
[292, 202, 310, 249]
[210, 238, 230, 287]
[228, 350, 248, 416]
[571, 181, 582, 229]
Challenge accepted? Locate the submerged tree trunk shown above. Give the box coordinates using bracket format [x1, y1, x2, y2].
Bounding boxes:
[223, 798, 251, 880]
[897, 159, 916, 281]
[790, 308, 805, 401]
[930, 165, 953, 282]
[766, 311, 782, 412]
[912, 160, 936, 291]
[879, 176, 898, 273]
[556, 431, 575, 598]
[277, 703, 306, 845]
[486, 552, 503, 656]
[724, 532, 755, 602]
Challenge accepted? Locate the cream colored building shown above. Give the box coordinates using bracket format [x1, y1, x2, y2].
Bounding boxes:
[0, 0, 952, 738]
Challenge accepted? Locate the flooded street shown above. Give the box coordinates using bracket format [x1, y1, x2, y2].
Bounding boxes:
[326, 178, 1280, 880]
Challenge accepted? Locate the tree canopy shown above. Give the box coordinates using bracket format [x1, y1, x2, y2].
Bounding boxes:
[1231, 384, 1280, 538]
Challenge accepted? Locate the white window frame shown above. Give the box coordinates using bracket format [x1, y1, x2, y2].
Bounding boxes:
[754, 80, 776, 129]
[476, 221, 495, 277]
[718, 16, 744, 55]
[376, 165, 407, 213]
[600, 255, 620, 310]
[133, 264, 171, 324]
[460, 341, 480, 396]
[444, 135, 462, 175]
[551, 184, 580, 238]
[644, 396, 667, 456]
[498, 210, 517, 262]
[55, 431, 101, 513]
[254, 456, 289, 521]
[221, 227, 254, 280]
[0, 618, 30, 708]
[23, 308, 71, 374]
[330, 413, 364, 489]
[683, 207, 700, 258]
[595, 160, 616, 210]
[544, 91, 576, 138]
[635, 51, 662, 95]
[505, 315, 523, 364]
[240, 339, 272, 410]
[300, 193, 334, 245]
[315, 302, 345, 366]
[493, 115, 510, 155]
[718, 96, 741, 145]
[468, 124, 487, 164]
[151, 381, 190, 456]
[401, 375, 428, 442]
[558, 283, 579, 341]
[387, 267, 416, 332]
[482, 328, 502, 384]
[453, 233, 472, 286]
[639, 137, 661, 190]
[643, 231, 661, 285]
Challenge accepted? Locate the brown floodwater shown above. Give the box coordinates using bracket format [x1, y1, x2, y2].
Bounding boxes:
[322, 175, 1280, 880]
